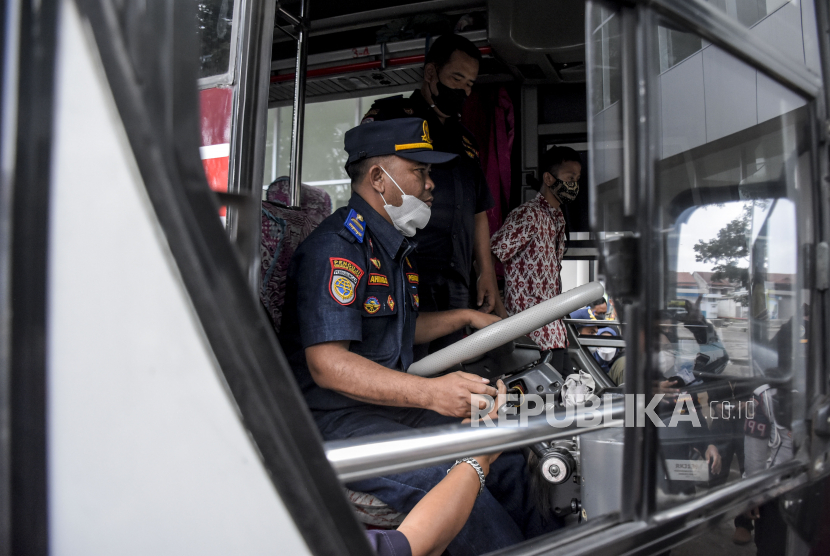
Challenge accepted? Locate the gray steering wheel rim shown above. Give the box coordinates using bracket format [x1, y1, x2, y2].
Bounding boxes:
[407, 282, 605, 377]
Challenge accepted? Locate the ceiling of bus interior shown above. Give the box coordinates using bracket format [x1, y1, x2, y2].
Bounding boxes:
[269, 0, 586, 105]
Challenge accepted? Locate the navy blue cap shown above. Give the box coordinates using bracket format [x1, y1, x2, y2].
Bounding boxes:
[344, 118, 457, 166]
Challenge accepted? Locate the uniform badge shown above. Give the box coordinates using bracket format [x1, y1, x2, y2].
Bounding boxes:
[406, 272, 419, 284]
[364, 296, 381, 314]
[344, 209, 365, 243]
[405, 257, 412, 269]
[387, 295, 395, 311]
[369, 273, 389, 287]
[404, 108, 414, 115]
[370, 257, 381, 269]
[329, 258, 364, 305]
[413, 294, 419, 309]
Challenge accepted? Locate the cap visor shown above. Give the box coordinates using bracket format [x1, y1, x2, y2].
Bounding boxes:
[397, 149, 457, 164]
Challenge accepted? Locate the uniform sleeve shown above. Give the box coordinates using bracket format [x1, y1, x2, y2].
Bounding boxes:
[360, 95, 407, 123]
[365, 530, 412, 556]
[292, 233, 367, 348]
[473, 163, 495, 214]
[490, 204, 534, 263]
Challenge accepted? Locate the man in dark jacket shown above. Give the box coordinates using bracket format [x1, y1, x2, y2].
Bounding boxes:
[362, 34, 506, 355]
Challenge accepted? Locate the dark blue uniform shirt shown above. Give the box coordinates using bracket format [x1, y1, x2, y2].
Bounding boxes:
[279, 194, 420, 411]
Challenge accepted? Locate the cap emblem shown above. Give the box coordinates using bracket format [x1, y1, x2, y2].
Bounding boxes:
[422, 121, 432, 144]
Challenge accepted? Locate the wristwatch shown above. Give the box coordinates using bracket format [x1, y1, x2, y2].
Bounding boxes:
[448, 457, 486, 497]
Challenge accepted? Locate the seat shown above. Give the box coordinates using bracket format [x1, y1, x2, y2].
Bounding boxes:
[260, 177, 331, 332]
[259, 177, 405, 529]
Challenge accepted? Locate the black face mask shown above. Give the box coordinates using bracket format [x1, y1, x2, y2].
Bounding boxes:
[432, 80, 468, 118]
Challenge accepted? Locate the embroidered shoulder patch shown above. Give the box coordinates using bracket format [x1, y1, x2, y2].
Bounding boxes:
[369, 273, 389, 287]
[370, 257, 381, 269]
[329, 258, 364, 305]
[406, 272, 419, 284]
[364, 296, 381, 314]
[405, 257, 412, 269]
[387, 295, 395, 311]
[413, 293, 419, 309]
[344, 209, 365, 243]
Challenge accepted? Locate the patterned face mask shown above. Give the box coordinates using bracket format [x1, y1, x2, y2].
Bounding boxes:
[550, 178, 579, 204]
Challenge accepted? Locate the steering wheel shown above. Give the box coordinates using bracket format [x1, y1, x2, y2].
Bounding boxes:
[407, 282, 605, 377]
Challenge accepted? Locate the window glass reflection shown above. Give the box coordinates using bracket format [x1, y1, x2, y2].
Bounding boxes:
[196, 0, 236, 79]
[653, 29, 811, 510]
[657, 0, 818, 74]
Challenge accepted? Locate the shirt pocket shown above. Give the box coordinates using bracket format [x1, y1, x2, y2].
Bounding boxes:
[361, 289, 398, 317]
[356, 290, 399, 362]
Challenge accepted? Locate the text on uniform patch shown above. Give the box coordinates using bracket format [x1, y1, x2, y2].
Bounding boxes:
[369, 273, 389, 286]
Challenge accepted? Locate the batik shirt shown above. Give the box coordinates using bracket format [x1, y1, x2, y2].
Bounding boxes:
[490, 193, 567, 349]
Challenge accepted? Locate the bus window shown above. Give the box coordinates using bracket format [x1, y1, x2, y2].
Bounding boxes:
[652, 12, 813, 509]
[589, 0, 824, 546]
[263, 94, 391, 212]
[689, 1, 823, 76]
[196, 0, 237, 81]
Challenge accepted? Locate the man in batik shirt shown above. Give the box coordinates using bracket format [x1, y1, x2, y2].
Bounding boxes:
[490, 146, 582, 375]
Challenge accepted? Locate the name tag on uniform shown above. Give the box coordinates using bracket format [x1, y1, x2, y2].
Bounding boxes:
[369, 273, 389, 287]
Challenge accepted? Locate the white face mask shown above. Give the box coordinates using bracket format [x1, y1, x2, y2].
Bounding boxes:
[597, 347, 616, 361]
[657, 351, 676, 376]
[379, 166, 431, 237]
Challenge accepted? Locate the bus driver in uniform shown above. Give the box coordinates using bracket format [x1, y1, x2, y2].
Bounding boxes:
[279, 118, 562, 556]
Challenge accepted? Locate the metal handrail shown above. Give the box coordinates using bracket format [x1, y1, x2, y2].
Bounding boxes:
[325, 398, 625, 482]
[653, 459, 806, 523]
[577, 337, 627, 348]
[287, 0, 309, 208]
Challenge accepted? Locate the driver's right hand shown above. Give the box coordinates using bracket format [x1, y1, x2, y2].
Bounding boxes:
[429, 371, 499, 418]
[467, 310, 501, 331]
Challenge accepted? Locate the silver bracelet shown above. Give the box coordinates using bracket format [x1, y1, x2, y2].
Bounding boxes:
[448, 457, 485, 497]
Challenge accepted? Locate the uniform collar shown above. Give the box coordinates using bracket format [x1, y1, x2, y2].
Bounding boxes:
[410, 90, 458, 129]
[409, 89, 434, 120]
[348, 193, 409, 259]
